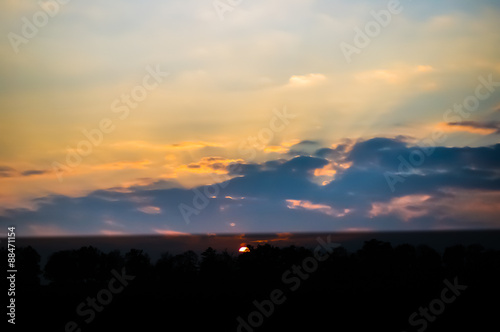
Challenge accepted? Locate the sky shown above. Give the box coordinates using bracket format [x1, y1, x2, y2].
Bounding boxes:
[0, 0, 500, 237]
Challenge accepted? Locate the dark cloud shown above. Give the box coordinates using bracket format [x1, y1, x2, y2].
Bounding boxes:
[298, 140, 319, 145]
[288, 140, 322, 156]
[2, 138, 500, 236]
[447, 121, 500, 134]
[345, 137, 500, 174]
[0, 166, 16, 177]
[280, 156, 328, 172]
[21, 170, 49, 176]
[346, 137, 407, 167]
[226, 159, 286, 176]
[0, 167, 51, 177]
[315, 143, 349, 160]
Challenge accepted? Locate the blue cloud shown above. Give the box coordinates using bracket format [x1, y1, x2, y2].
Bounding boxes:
[2, 138, 500, 236]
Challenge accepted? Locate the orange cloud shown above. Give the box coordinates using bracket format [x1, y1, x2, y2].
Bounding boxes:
[225, 195, 245, 200]
[93, 160, 152, 170]
[169, 141, 223, 150]
[153, 229, 190, 236]
[137, 206, 162, 214]
[437, 122, 499, 135]
[263, 139, 301, 154]
[176, 157, 245, 175]
[110, 140, 222, 151]
[313, 163, 337, 177]
[246, 232, 292, 244]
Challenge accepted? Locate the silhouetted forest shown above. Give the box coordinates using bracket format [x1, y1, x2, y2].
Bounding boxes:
[3, 239, 499, 331]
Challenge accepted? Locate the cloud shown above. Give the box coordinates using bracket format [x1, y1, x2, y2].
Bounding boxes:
[21, 170, 50, 176]
[415, 65, 435, 73]
[286, 199, 350, 218]
[137, 206, 162, 215]
[2, 137, 500, 236]
[440, 121, 500, 135]
[0, 166, 52, 178]
[27, 224, 69, 237]
[176, 157, 245, 175]
[153, 229, 190, 236]
[0, 166, 16, 177]
[169, 141, 224, 150]
[288, 140, 323, 156]
[92, 160, 152, 170]
[287, 74, 326, 87]
[369, 195, 432, 222]
[354, 65, 436, 85]
[263, 146, 289, 154]
[100, 230, 128, 236]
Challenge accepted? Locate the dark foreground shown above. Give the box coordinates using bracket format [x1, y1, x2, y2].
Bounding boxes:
[3, 230, 500, 331]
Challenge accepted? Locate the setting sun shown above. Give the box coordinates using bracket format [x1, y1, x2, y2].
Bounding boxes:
[238, 246, 250, 253]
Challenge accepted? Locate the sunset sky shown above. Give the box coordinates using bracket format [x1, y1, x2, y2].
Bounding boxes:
[1, 0, 500, 237]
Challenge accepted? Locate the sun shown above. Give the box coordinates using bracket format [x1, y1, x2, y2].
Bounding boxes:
[238, 246, 250, 253]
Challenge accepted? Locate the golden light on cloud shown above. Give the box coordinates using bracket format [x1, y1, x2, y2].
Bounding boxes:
[288, 73, 326, 87]
[313, 163, 337, 177]
[225, 196, 245, 200]
[153, 229, 190, 236]
[436, 122, 498, 135]
[415, 65, 434, 73]
[263, 139, 301, 154]
[110, 140, 222, 152]
[264, 145, 289, 154]
[355, 65, 435, 86]
[176, 157, 245, 175]
[355, 70, 401, 84]
[169, 141, 223, 150]
[93, 160, 152, 170]
[282, 139, 301, 147]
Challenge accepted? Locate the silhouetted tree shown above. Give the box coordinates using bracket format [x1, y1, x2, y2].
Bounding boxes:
[172, 250, 198, 276]
[44, 246, 105, 286]
[124, 248, 152, 278]
[443, 244, 466, 273]
[17, 246, 41, 289]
